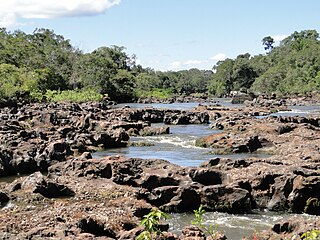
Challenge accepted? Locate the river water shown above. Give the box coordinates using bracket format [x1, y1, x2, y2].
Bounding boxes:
[93, 123, 270, 167]
[93, 100, 320, 239]
[1, 100, 319, 238]
[168, 210, 320, 239]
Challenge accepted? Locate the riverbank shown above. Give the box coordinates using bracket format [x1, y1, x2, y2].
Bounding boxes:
[0, 99, 320, 239]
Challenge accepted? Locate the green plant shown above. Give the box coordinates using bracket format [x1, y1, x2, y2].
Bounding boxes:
[45, 88, 103, 103]
[301, 229, 320, 240]
[191, 205, 219, 238]
[135, 209, 169, 240]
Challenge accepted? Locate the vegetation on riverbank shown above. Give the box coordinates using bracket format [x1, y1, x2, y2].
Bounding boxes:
[0, 28, 320, 106]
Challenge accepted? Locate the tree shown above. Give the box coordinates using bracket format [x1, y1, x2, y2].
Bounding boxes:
[262, 36, 275, 52]
[231, 53, 257, 90]
[281, 30, 319, 51]
[208, 59, 234, 96]
[109, 69, 136, 102]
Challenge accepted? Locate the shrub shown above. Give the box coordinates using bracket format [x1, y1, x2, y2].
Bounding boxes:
[135, 209, 169, 240]
[45, 88, 103, 103]
[301, 229, 320, 240]
[191, 205, 219, 238]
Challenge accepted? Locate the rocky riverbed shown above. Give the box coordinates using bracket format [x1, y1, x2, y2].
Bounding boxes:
[0, 99, 320, 239]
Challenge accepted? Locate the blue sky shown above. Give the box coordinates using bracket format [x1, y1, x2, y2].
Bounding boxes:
[1, 0, 320, 71]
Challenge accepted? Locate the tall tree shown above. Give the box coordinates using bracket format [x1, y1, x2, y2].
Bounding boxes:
[262, 36, 275, 52]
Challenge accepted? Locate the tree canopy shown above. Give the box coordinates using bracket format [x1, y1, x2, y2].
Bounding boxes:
[0, 28, 320, 106]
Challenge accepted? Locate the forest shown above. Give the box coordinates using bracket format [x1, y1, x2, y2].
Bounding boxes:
[0, 28, 320, 106]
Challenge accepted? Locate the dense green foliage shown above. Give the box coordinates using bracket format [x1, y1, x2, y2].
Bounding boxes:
[210, 30, 320, 96]
[1, 28, 320, 106]
[0, 28, 137, 104]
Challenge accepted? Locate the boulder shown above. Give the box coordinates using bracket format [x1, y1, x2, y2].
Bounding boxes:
[179, 226, 206, 240]
[231, 93, 254, 104]
[164, 111, 209, 125]
[0, 192, 9, 206]
[48, 157, 113, 178]
[267, 175, 294, 211]
[46, 140, 72, 161]
[92, 128, 129, 148]
[11, 150, 38, 174]
[287, 175, 320, 213]
[232, 135, 262, 153]
[201, 185, 252, 213]
[189, 168, 225, 186]
[161, 187, 201, 213]
[138, 186, 179, 207]
[112, 158, 185, 187]
[139, 126, 170, 136]
[21, 172, 75, 198]
[0, 148, 13, 176]
[77, 217, 116, 238]
[276, 124, 296, 134]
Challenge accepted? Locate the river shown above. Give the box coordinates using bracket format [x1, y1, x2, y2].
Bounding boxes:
[93, 100, 320, 239]
[1, 100, 319, 239]
[168, 210, 320, 239]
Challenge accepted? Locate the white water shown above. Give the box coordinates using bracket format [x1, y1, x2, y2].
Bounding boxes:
[168, 211, 320, 239]
[93, 124, 220, 166]
[93, 102, 320, 239]
[93, 123, 271, 167]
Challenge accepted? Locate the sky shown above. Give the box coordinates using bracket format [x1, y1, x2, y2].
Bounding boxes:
[1, 0, 320, 71]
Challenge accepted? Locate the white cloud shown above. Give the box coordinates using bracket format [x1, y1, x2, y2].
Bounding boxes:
[169, 61, 182, 69]
[135, 58, 142, 65]
[0, 13, 17, 28]
[169, 59, 204, 70]
[0, 0, 121, 27]
[271, 34, 288, 42]
[184, 60, 202, 65]
[210, 53, 227, 61]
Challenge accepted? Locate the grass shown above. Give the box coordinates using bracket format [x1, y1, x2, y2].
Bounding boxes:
[45, 89, 103, 103]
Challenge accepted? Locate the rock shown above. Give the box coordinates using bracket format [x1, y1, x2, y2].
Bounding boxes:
[139, 174, 180, 190]
[231, 93, 254, 104]
[77, 217, 116, 238]
[0, 148, 13, 176]
[11, 150, 38, 174]
[46, 140, 72, 161]
[304, 197, 320, 215]
[138, 186, 179, 207]
[233, 135, 262, 153]
[200, 158, 222, 168]
[93, 128, 129, 148]
[202, 185, 252, 213]
[179, 226, 206, 240]
[0, 192, 9, 206]
[2, 101, 320, 239]
[48, 157, 113, 178]
[111, 158, 184, 188]
[189, 168, 225, 186]
[272, 221, 296, 234]
[276, 124, 296, 134]
[259, 217, 320, 240]
[139, 126, 170, 136]
[21, 172, 75, 198]
[266, 175, 294, 211]
[287, 175, 320, 213]
[164, 111, 209, 125]
[111, 121, 149, 131]
[161, 187, 201, 213]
